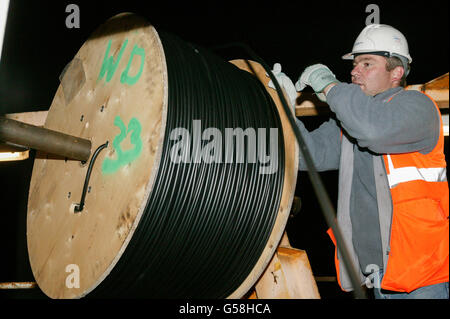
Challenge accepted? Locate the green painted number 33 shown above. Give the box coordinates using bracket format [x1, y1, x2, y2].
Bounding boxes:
[102, 116, 143, 174]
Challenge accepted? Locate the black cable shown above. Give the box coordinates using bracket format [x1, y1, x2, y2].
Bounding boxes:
[74, 141, 109, 213]
[211, 42, 367, 299]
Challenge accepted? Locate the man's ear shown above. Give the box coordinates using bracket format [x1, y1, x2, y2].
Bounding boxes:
[391, 66, 404, 84]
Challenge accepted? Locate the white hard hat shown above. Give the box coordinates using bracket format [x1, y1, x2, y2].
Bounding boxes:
[343, 24, 412, 64]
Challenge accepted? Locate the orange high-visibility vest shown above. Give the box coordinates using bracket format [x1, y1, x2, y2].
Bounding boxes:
[380, 94, 448, 292]
[328, 92, 449, 293]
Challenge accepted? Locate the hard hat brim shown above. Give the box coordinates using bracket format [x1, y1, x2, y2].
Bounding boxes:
[342, 50, 412, 63]
[342, 50, 390, 60]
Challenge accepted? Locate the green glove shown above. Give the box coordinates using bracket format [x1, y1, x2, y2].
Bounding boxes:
[295, 64, 339, 95]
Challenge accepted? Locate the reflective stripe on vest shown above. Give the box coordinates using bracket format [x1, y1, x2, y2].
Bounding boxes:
[386, 154, 447, 188]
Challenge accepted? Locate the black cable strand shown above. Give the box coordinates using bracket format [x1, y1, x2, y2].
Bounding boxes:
[73, 141, 109, 213]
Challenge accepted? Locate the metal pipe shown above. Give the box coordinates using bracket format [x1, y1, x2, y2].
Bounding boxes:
[0, 117, 91, 161]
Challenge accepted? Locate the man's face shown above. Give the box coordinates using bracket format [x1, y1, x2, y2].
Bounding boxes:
[351, 54, 397, 96]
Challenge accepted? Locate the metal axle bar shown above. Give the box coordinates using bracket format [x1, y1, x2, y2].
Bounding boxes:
[0, 117, 91, 161]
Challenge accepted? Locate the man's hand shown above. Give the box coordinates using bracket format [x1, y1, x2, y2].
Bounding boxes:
[295, 64, 339, 102]
[267, 63, 297, 108]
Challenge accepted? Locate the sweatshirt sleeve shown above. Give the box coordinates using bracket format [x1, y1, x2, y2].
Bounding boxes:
[326, 83, 440, 155]
[296, 117, 341, 171]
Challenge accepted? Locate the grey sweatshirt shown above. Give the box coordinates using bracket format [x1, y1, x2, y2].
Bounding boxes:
[296, 83, 440, 274]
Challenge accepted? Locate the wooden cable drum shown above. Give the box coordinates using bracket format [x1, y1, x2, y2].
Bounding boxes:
[26, 13, 298, 299]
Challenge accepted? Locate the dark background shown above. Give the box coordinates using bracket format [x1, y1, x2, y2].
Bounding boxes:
[0, 0, 448, 299]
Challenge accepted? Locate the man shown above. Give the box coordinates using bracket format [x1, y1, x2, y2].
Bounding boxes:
[271, 24, 449, 299]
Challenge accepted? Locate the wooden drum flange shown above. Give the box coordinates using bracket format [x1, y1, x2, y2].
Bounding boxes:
[228, 59, 299, 298]
[27, 13, 168, 299]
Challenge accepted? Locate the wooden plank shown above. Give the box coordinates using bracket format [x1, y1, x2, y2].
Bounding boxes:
[4, 111, 48, 127]
[295, 94, 329, 117]
[254, 252, 291, 298]
[251, 232, 320, 299]
[405, 73, 449, 109]
[277, 247, 321, 299]
[253, 243, 320, 299]
[0, 282, 37, 289]
[0, 148, 29, 161]
[314, 276, 336, 282]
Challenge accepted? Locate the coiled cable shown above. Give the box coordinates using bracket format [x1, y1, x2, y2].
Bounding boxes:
[90, 31, 285, 298]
